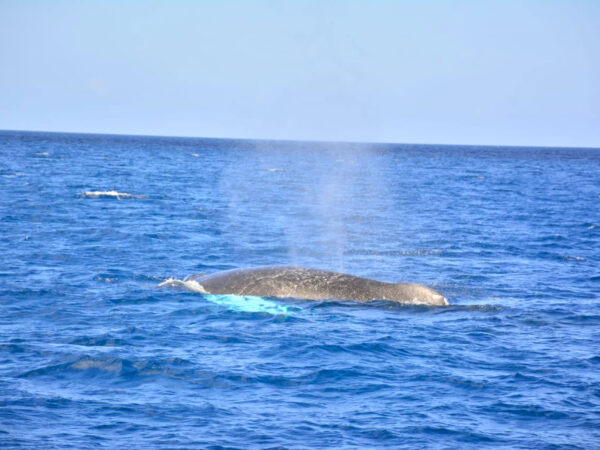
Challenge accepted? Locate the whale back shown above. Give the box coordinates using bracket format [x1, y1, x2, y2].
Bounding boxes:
[186, 266, 448, 306]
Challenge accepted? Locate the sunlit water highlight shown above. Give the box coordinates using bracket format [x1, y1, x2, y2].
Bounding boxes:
[1, 130, 599, 448]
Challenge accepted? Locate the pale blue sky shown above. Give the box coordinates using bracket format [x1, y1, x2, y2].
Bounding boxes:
[1, 0, 599, 147]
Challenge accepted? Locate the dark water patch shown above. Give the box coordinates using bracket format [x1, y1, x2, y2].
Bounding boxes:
[69, 336, 129, 347]
[17, 355, 204, 382]
[105, 294, 166, 305]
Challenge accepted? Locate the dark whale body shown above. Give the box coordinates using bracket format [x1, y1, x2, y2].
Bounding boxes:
[185, 266, 448, 306]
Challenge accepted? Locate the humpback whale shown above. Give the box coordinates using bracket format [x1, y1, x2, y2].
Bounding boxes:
[183, 266, 448, 306]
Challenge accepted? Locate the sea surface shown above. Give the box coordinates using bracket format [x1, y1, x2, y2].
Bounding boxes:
[1, 130, 599, 448]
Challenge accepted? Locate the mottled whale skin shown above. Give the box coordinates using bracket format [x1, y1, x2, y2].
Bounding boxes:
[185, 266, 448, 306]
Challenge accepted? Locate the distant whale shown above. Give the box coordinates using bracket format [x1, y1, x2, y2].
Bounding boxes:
[184, 266, 448, 306]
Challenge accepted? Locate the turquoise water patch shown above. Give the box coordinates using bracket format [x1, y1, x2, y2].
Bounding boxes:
[204, 294, 293, 315]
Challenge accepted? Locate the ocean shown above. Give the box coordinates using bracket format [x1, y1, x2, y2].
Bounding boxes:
[1, 130, 599, 448]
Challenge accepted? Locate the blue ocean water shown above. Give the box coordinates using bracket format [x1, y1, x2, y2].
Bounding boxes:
[1, 130, 599, 448]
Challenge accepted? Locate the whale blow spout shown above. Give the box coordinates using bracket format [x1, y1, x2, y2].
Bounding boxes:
[182, 266, 448, 306]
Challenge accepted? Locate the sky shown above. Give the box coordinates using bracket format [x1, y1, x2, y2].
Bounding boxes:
[1, 0, 599, 147]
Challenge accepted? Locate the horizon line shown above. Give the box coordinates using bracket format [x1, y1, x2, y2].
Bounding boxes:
[1, 128, 599, 151]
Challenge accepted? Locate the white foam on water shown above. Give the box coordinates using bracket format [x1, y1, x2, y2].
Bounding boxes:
[561, 255, 586, 261]
[158, 278, 292, 315]
[81, 190, 147, 199]
[158, 277, 208, 293]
